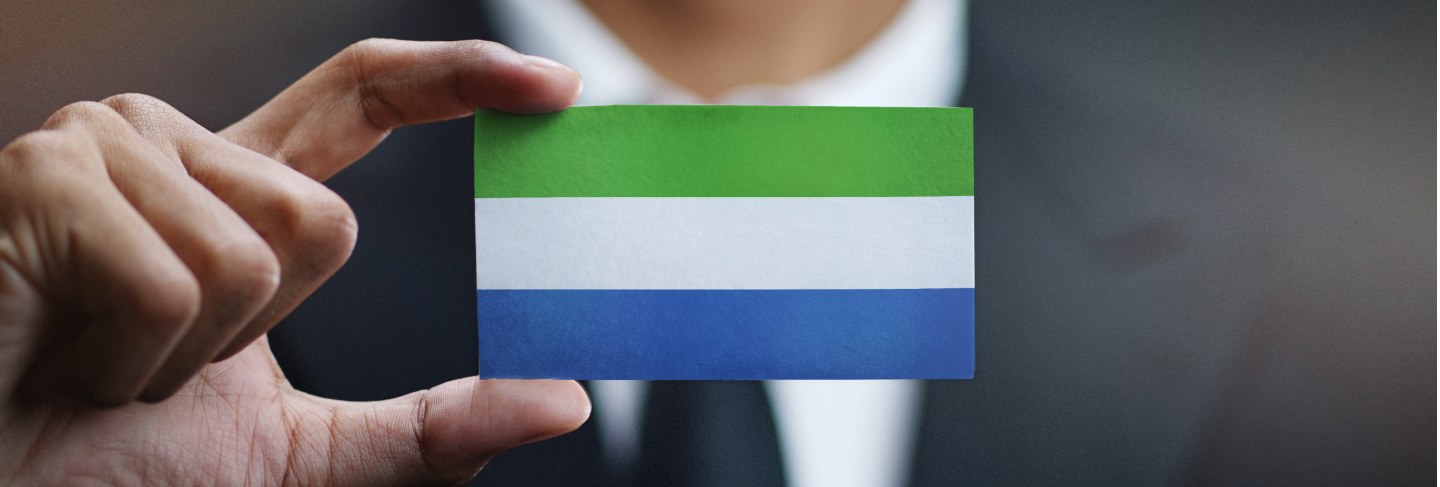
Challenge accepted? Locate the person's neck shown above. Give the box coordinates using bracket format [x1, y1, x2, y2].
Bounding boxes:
[579, 0, 907, 101]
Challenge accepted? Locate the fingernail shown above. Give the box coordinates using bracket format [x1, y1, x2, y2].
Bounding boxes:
[523, 55, 583, 104]
[524, 54, 573, 73]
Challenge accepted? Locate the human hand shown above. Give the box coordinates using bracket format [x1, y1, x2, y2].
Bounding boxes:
[0, 39, 587, 485]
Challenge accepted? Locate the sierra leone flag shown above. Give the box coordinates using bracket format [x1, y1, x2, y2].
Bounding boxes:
[473, 105, 973, 380]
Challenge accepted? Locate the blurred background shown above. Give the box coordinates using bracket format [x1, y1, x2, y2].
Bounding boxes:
[1, 0, 1433, 484]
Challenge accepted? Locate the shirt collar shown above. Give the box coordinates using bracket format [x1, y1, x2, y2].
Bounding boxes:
[487, 0, 966, 108]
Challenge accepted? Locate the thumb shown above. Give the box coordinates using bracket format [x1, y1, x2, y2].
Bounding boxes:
[295, 378, 590, 485]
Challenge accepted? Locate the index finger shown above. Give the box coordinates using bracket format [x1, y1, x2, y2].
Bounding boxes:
[219, 39, 581, 181]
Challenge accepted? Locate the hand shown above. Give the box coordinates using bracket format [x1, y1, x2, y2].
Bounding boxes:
[0, 39, 588, 485]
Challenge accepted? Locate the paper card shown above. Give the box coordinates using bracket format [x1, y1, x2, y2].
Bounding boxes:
[474, 105, 973, 379]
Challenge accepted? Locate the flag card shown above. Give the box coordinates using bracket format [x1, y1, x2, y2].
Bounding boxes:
[474, 105, 973, 379]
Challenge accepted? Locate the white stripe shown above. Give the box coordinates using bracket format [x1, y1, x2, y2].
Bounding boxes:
[475, 196, 973, 290]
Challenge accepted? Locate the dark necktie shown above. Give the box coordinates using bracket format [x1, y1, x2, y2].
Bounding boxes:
[634, 381, 787, 487]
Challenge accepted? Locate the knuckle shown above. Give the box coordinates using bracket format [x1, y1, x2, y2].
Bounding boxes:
[342, 38, 407, 130]
[203, 236, 282, 307]
[272, 183, 358, 273]
[0, 130, 101, 174]
[100, 93, 179, 133]
[3, 130, 86, 160]
[345, 37, 398, 58]
[129, 268, 203, 334]
[43, 101, 119, 129]
[453, 39, 506, 59]
[352, 37, 385, 52]
[0, 132, 105, 214]
[100, 93, 164, 113]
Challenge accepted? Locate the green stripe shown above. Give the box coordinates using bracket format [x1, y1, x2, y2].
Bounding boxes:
[474, 105, 972, 198]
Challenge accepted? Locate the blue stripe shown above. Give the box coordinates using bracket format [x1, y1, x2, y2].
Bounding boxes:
[477, 288, 973, 379]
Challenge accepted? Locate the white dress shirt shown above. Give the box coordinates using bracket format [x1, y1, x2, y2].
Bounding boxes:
[486, 1, 966, 486]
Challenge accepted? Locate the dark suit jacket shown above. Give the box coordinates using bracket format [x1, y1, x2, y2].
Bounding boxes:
[269, 1, 1434, 485]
